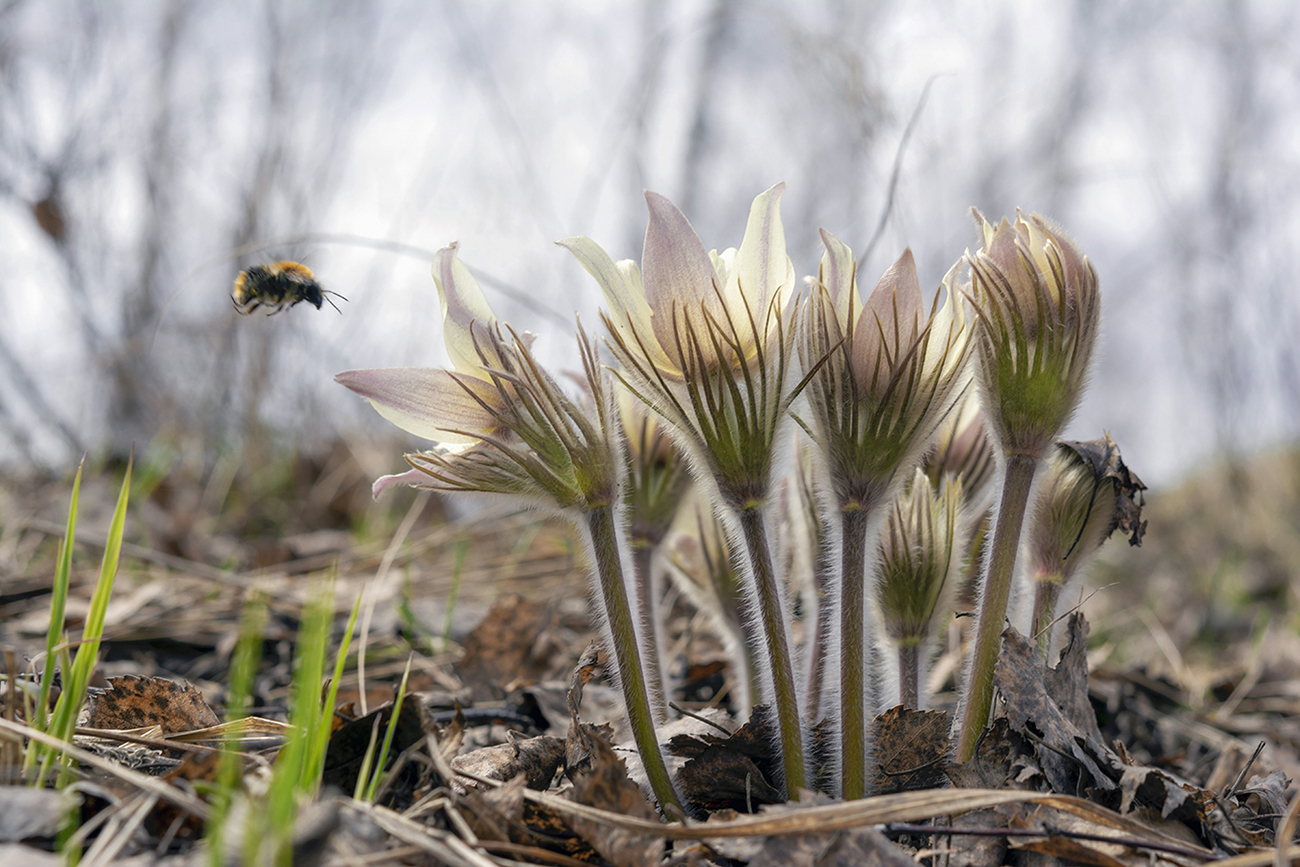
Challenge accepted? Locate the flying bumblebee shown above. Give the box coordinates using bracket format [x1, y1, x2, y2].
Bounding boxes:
[231, 261, 346, 315]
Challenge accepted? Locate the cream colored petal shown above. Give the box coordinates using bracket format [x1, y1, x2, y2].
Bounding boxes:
[336, 367, 502, 444]
[710, 248, 737, 285]
[432, 243, 498, 377]
[559, 235, 679, 375]
[972, 208, 998, 251]
[731, 182, 793, 322]
[817, 229, 858, 330]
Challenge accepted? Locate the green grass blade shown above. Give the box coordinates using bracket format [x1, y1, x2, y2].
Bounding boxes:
[25, 460, 83, 777]
[309, 587, 360, 795]
[361, 654, 413, 803]
[50, 457, 132, 787]
[207, 595, 267, 867]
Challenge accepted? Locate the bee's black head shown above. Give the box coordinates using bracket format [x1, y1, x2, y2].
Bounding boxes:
[302, 283, 325, 309]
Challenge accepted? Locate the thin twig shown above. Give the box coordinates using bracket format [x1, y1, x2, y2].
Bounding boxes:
[862, 74, 945, 265]
[667, 701, 733, 736]
[883, 822, 1218, 861]
[1224, 741, 1267, 799]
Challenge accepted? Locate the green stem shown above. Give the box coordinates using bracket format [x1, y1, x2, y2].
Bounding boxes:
[839, 507, 872, 800]
[1031, 575, 1064, 662]
[955, 453, 1039, 763]
[632, 543, 668, 723]
[738, 506, 807, 796]
[898, 643, 920, 710]
[585, 505, 683, 816]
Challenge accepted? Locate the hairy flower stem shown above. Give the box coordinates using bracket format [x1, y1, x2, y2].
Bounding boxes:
[632, 543, 668, 723]
[839, 507, 873, 800]
[804, 541, 835, 720]
[898, 644, 920, 709]
[738, 506, 807, 796]
[1031, 577, 1064, 662]
[585, 505, 683, 815]
[955, 454, 1039, 762]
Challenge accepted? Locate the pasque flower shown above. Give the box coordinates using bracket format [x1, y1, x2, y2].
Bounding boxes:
[1027, 435, 1146, 660]
[798, 233, 971, 799]
[561, 184, 811, 795]
[955, 211, 1102, 763]
[875, 468, 965, 710]
[968, 211, 1100, 459]
[336, 243, 684, 815]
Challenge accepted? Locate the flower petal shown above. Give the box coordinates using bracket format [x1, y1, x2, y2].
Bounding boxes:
[818, 229, 858, 330]
[336, 367, 502, 444]
[854, 249, 923, 392]
[559, 235, 677, 372]
[982, 217, 1043, 313]
[372, 466, 429, 499]
[432, 243, 498, 377]
[730, 182, 793, 323]
[642, 191, 719, 352]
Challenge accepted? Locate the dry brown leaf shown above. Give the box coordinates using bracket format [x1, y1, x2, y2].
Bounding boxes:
[81, 675, 220, 733]
[567, 732, 662, 867]
[995, 620, 1117, 795]
[947, 717, 1033, 791]
[320, 697, 426, 794]
[452, 735, 565, 790]
[670, 705, 783, 813]
[743, 795, 916, 867]
[871, 705, 950, 794]
[456, 594, 558, 701]
[564, 641, 615, 778]
[460, 773, 605, 864]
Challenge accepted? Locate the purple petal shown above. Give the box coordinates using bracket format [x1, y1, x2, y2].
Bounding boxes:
[373, 466, 429, 499]
[642, 191, 718, 354]
[854, 249, 923, 391]
[336, 367, 502, 443]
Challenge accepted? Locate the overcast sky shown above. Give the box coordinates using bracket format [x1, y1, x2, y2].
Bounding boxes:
[1, 0, 1297, 488]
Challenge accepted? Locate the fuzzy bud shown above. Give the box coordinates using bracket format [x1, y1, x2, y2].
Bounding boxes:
[968, 211, 1100, 459]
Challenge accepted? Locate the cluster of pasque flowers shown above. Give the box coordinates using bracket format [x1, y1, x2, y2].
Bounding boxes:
[337, 187, 1140, 811]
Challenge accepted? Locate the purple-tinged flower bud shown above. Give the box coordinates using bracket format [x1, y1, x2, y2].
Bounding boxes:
[968, 211, 1100, 459]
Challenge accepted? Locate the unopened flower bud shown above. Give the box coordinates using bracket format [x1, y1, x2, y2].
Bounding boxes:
[1028, 434, 1146, 657]
[968, 211, 1100, 458]
[925, 391, 995, 506]
[874, 468, 967, 707]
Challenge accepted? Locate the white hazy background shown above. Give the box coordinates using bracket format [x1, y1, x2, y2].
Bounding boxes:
[2, 0, 1297, 488]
